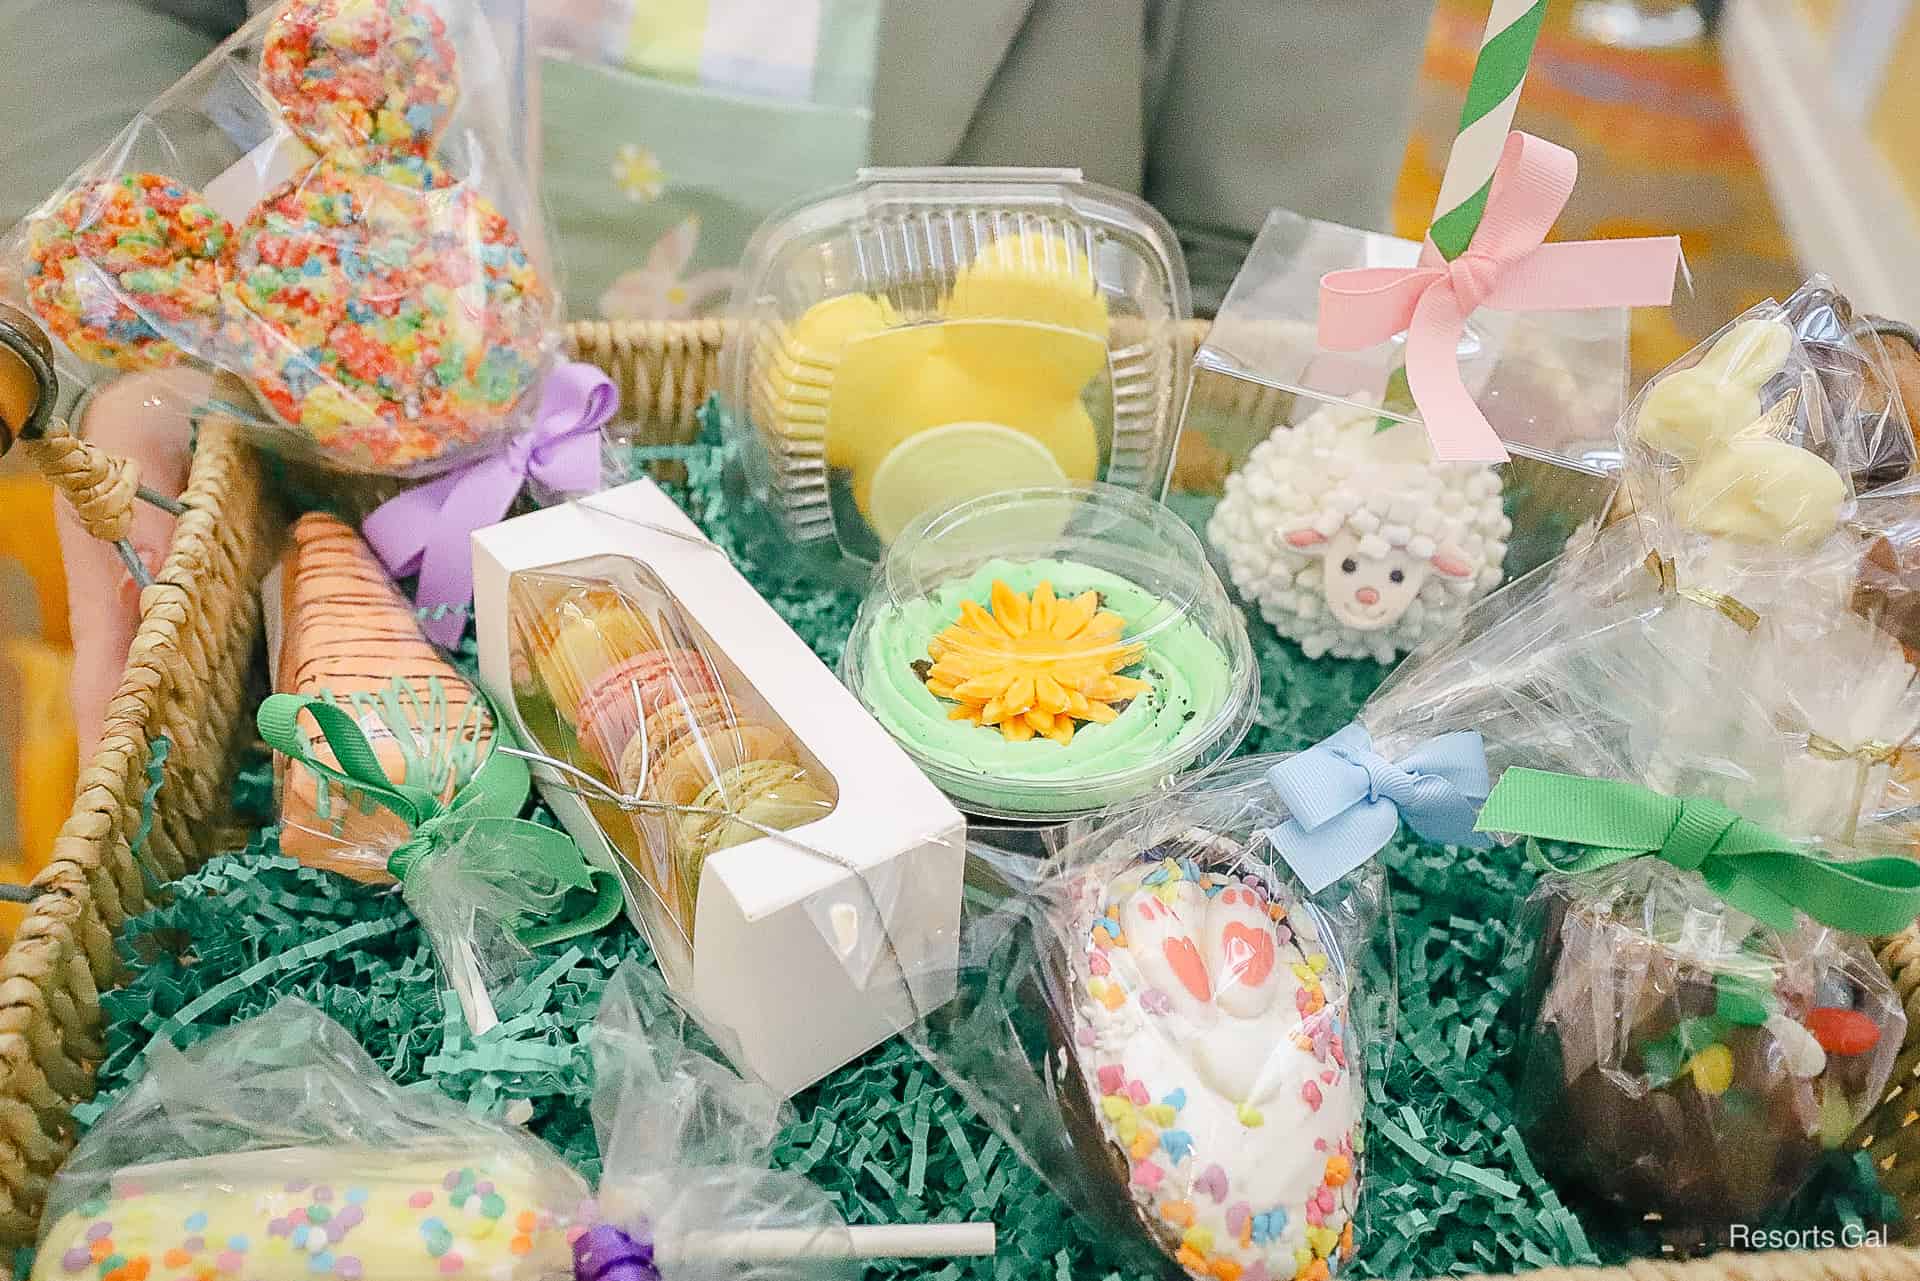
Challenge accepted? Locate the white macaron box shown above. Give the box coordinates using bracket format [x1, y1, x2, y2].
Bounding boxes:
[472, 479, 966, 1097]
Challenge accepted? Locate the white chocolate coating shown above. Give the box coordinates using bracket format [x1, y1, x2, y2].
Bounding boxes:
[1068, 846, 1360, 1281]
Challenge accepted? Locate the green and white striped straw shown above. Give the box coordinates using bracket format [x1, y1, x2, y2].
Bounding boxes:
[1376, 0, 1547, 431]
[1427, 0, 1549, 261]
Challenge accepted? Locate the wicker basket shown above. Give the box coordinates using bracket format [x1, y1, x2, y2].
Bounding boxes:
[5, 317, 1920, 1281]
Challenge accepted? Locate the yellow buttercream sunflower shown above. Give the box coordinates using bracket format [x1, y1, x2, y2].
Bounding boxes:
[924, 580, 1149, 745]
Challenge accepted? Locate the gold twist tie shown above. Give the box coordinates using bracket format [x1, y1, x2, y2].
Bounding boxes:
[1643, 551, 1761, 632]
[1800, 730, 1913, 845]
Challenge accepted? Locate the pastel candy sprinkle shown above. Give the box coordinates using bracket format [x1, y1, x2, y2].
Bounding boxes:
[314, 1188, 333, 1203]
[87, 1225, 113, 1243]
[227, 1237, 248, 1253]
[184, 1238, 204, 1254]
[308, 1253, 333, 1274]
[408, 1192, 433, 1210]
[216, 1253, 242, 1273]
[291, 1227, 311, 1250]
[308, 1205, 332, 1224]
[1160, 1129, 1195, 1163]
[1076, 1025, 1097, 1048]
[1088, 952, 1110, 977]
[62, 1248, 90, 1272]
[1097, 1065, 1125, 1093]
[1144, 1103, 1177, 1126]
[346, 1190, 368, 1205]
[269, 1220, 292, 1239]
[1133, 1161, 1163, 1188]
[439, 1254, 463, 1274]
[336, 1207, 364, 1231]
[1130, 1129, 1156, 1160]
[1099, 985, 1126, 1011]
[1196, 1163, 1229, 1202]
[1245, 1264, 1270, 1281]
[1226, 1203, 1252, 1238]
[1139, 989, 1173, 1015]
[1162, 1089, 1186, 1109]
[1127, 1080, 1150, 1106]
[337, 1261, 363, 1281]
[1307, 1226, 1339, 1258]
[185, 1214, 208, 1233]
[1181, 1226, 1215, 1254]
[1240, 1102, 1267, 1127]
[1159, 1201, 1195, 1228]
[1101, 1096, 1135, 1122]
[1301, 1080, 1323, 1111]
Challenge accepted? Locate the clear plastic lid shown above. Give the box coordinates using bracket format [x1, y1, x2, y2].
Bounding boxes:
[721, 167, 1191, 567]
[506, 555, 839, 948]
[841, 484, 1254, 820]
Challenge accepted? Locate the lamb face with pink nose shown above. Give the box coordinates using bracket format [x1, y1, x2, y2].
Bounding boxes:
[1286, 527, 1473, 632]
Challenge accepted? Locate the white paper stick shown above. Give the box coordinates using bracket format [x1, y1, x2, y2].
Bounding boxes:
[660, 1222, 997, 1262]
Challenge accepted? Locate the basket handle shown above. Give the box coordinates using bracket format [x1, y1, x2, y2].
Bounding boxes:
[0, 304, 155, 577]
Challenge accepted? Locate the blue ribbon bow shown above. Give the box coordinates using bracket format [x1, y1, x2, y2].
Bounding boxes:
[1266, 722, 1495, 892]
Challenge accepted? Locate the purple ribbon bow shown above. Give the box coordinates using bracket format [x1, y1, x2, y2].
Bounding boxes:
[364, 362, 617, 647]
[573, 1224, 658, 1281]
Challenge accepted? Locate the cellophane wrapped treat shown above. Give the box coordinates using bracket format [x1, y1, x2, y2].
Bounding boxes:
[1514, 861, 1902, 1229]
[1418, 284, 1920, 1234]
[3, 0, 557, 477]
[913, 761, 1387, 1281]
[266, 512, 497, 882]
[32, 962, 858, 1281]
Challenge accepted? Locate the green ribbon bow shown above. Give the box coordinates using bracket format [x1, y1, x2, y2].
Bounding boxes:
[1475, 768, 1920, 936]
[257, 692, 624, 948]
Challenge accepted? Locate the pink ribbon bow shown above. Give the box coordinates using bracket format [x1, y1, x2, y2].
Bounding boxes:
[364, 362, 616, 647]
[1318, 131, 1682, 462]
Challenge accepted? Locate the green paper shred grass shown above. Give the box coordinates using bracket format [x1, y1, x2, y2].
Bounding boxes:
[69, 405, 1897, 1281]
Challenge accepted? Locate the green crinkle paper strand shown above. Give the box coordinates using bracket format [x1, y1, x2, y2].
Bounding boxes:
[71, 407, 1896, 1281]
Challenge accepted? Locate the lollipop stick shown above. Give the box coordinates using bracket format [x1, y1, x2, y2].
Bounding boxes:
[660, 1222, 997, 1262]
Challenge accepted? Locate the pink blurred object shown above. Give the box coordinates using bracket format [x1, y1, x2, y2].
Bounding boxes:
[56, 369, 199, 763]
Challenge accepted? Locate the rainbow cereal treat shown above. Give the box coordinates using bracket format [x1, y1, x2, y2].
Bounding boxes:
[26, 175, 231, 370]
[261, 0, 460, 159]
[33, 1147, 576, 1281]
[1057, 839, 1362, 1281]
[227, 153, 549, 472]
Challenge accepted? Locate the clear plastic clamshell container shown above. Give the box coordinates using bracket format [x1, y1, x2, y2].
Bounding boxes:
[505, 555, 838, 946]
[842, 484, 1254, 821]
[1178, 209, 1629, 665]
[721, 167, 1191, 570]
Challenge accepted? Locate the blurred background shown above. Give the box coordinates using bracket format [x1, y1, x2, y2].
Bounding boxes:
[0, 0, 1915, 934]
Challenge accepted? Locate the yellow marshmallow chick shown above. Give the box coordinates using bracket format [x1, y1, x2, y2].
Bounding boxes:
[1635, 318, 1794, 459]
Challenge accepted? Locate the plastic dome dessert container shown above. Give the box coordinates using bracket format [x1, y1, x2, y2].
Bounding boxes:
[842, 484, 1255, 820]
[721, 167, 1190, 573]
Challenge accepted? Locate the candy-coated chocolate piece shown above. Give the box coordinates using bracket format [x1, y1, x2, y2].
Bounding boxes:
[1806, 1006, 1882, 1056]
[1685, 1044, 1733, 1096]
[1766, 1014, 1826, 1079]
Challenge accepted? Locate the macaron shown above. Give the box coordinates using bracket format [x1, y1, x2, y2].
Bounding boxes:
[620, 694, 797, 806]
[530, 591, 661, 722]
[674, 760, 836, 917]
[573, 648, 720, 773]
